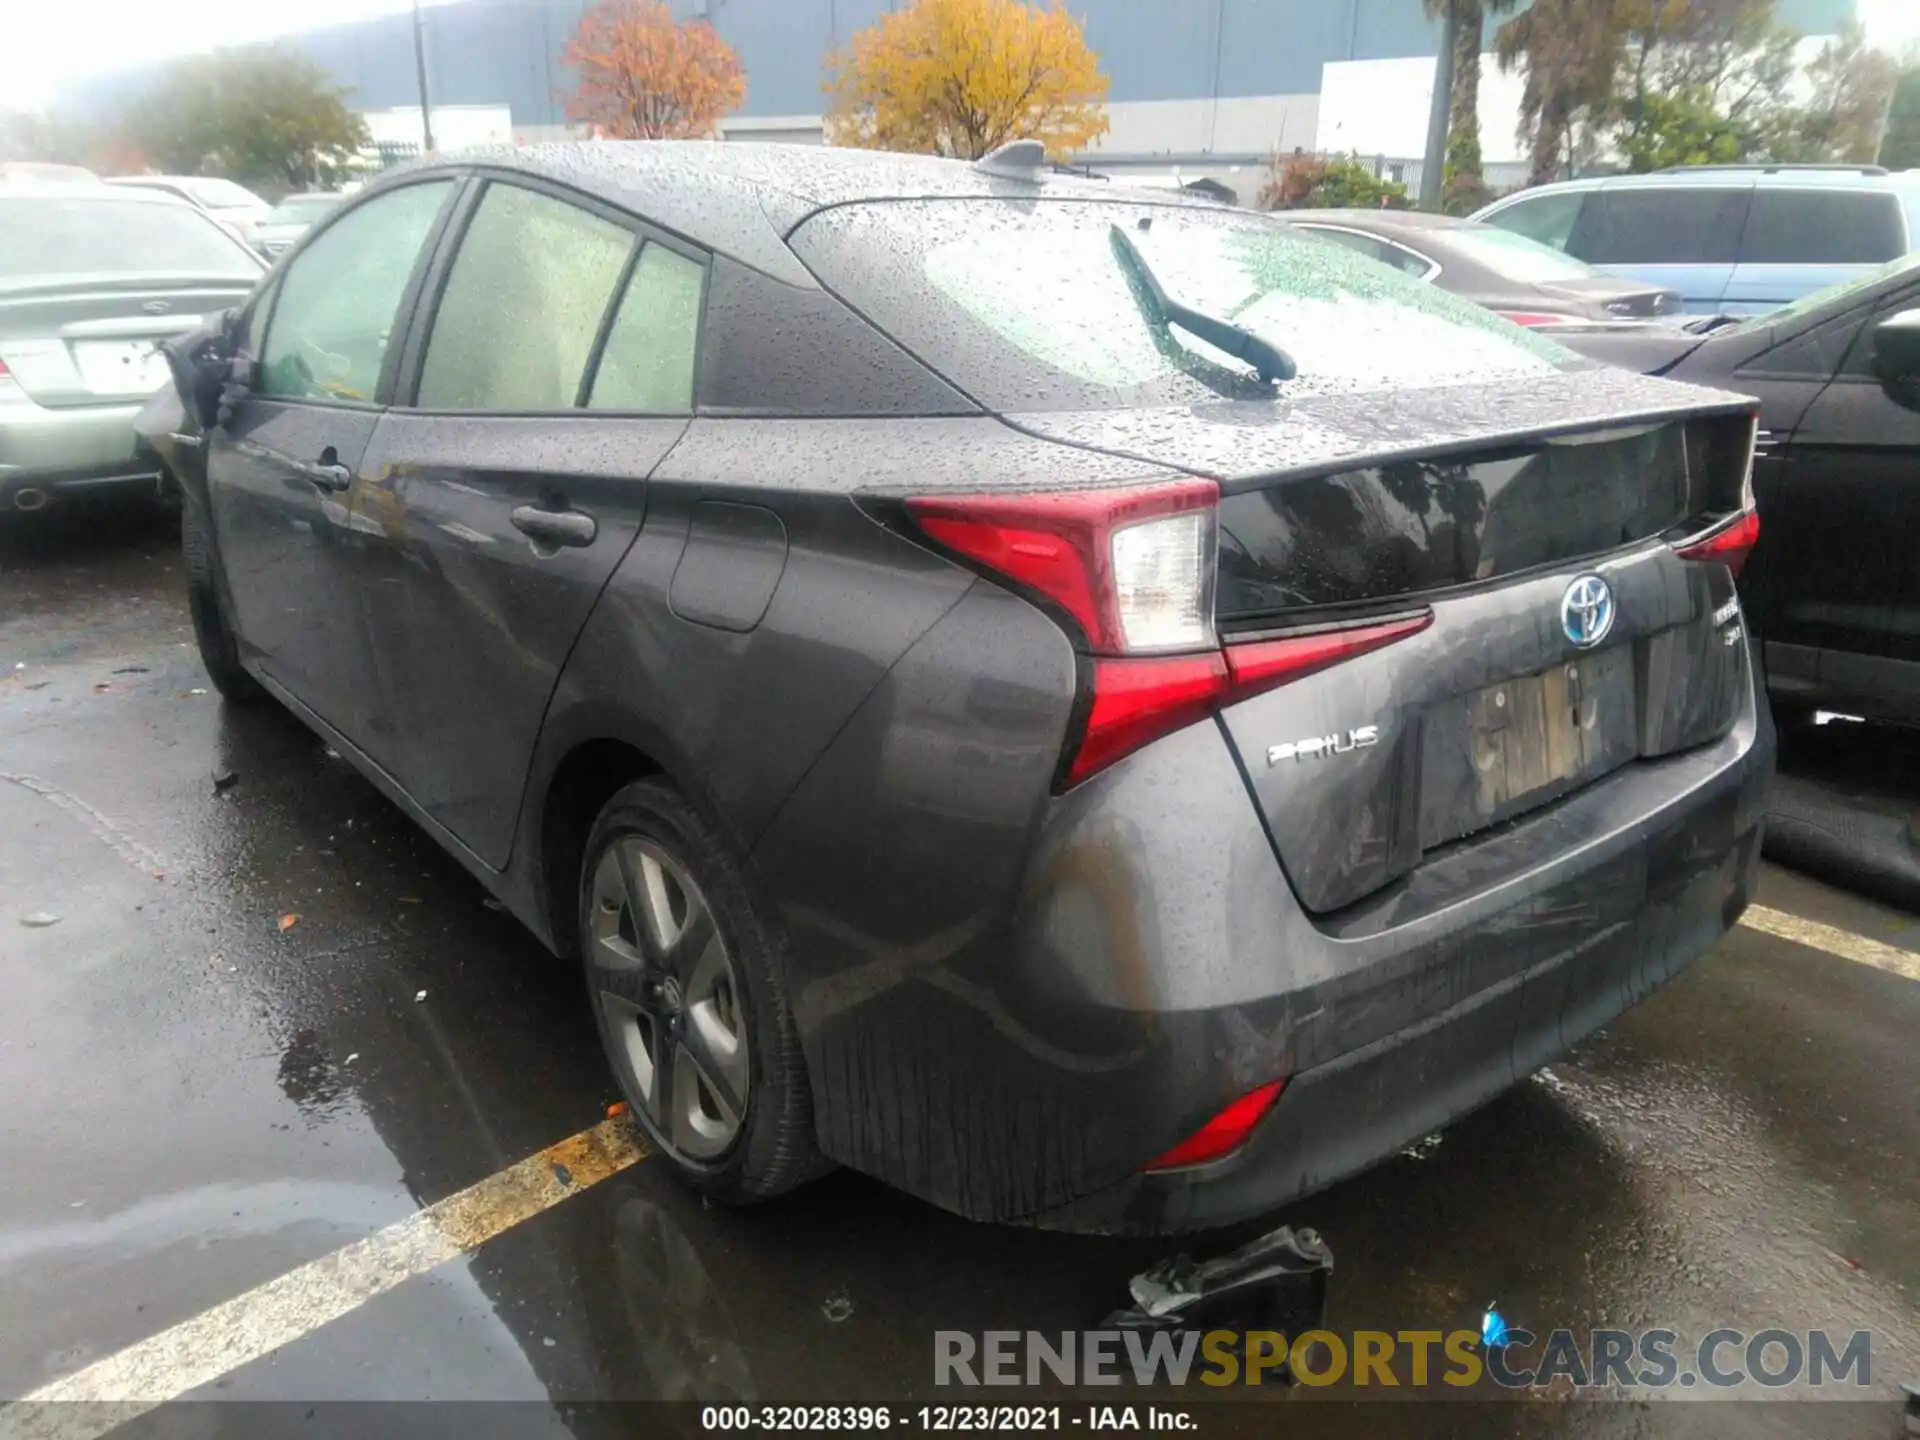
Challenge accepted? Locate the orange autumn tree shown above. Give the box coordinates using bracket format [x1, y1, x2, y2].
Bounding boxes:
[563, 0, 745, 140]
[826, 0, 1109, 161]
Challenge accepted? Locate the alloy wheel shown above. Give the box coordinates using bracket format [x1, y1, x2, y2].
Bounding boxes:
[588, 835, 750, 1162]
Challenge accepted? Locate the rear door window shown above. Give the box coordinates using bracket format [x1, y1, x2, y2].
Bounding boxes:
[587, 243, 705, 412]
[416, 181, 634, 411]
[1740, 190, 1905, 265]
[1569, 188, 1749, 265]
[1482, 191, 1586, 251]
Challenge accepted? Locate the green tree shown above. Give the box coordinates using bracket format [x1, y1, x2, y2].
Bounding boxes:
[1617, 87, 1741, 169]
[1258, 153, 1410, 211]
[1610, 0, 1794, 161]
[124, 46, 368, 193]
[1781, 20, 1901, 164]
[1421, 0, 1519, 214]
[1883, 66, 1920, 170]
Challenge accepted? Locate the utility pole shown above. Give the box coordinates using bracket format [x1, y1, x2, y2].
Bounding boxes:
[412, 0, 436, 154]
[1419, 1, 1457, 211]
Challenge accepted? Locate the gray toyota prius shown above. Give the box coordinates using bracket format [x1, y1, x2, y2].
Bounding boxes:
[142, 142, 1773, 1233]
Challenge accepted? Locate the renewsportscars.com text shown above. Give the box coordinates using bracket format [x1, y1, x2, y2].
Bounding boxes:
[934, 1328, 1874, 1391]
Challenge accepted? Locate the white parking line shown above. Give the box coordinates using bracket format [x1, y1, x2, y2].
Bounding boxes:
[1739, 903, 1920, 982]
[0, 1116, 647, 1440]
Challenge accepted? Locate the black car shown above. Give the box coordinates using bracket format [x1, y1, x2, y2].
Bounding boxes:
[1269, 210, 1682, 327]
[1562, 255, 1920, 728]
[143, 142, 1770, 1232]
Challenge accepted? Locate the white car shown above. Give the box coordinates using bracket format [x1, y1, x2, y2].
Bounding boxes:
[106, 175, 271, 248]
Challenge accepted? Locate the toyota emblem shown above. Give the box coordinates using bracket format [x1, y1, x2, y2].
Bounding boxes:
[1561, 574, 1615, 649]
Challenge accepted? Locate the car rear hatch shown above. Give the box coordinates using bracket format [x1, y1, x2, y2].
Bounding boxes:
[789, 193, 1760, 911]
[0, 278, 257, 407]
[1012, 385, 1760, 913]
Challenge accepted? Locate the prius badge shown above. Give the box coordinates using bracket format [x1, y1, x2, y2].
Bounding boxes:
[1267, 725, 1380, 766]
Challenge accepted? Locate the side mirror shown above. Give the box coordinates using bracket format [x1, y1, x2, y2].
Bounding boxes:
[1870, 308, 1920, 384]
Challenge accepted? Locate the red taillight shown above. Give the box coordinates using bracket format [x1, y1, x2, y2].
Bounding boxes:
[905, 479, 1218, 654]
[1067, 614, 1432, 787]
[1494, 311, 1585, 328]
[905, 482, 1431, 788]
[1674, 508, 1760, 578]
[1145, 1080, 1287, 1171]
[1072, 653, 1227, 787]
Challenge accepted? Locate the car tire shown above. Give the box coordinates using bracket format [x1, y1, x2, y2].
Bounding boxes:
[579, 778, 827, 1203]
[181, 503, 261, 703]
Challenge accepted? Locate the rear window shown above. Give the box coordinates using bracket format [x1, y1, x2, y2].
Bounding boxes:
[267, 194, 342, 223]
[178, 177, 265, 211]
[0, 197, 261, 281]
[1440, 226, 1598, 284]
[1571, 188, 1749, 265]
[789, 199, 1576, 413]
[1739, 189, 1905, 265]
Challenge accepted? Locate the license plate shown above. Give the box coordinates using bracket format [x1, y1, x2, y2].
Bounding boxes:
[72, 340, 171, 396]
[1467, 646, 1637, 818]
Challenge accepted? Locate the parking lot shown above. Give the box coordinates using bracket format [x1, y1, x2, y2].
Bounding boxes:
[2, 504, 1918, 1438]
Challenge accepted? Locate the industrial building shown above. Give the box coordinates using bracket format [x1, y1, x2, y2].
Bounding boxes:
[60, 0, 1857, 194]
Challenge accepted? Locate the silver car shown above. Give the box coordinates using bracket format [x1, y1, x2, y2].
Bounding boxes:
[252, 191, 347, 261]
[0, 184, 263, 514]
[106, 175, 272, 248]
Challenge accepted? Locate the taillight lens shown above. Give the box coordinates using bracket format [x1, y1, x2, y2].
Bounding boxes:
[1674, 508, 1760, 578]
[906, 479, 1218, 654]
[1144, 1079, 1287, 1171]
[905, 480, 1432, 788]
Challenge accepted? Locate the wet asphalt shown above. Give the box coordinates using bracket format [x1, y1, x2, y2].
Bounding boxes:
[1, 504, 1917, 1439]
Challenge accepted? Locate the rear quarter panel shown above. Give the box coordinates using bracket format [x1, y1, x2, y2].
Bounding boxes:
[509, 416, 1161, 948]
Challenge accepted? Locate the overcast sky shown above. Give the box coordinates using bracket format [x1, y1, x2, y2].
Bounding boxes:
[7, 0, 1920, 116]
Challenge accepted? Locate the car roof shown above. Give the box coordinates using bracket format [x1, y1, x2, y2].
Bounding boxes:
[1490, 168, 1920, 201]
[369, 141, 1229, 283]
[0, 181, 198, 206]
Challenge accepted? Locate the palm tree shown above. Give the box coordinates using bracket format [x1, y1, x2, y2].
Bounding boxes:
[1422, 0, 1518, 212]
[1495, 0, 1628, 186]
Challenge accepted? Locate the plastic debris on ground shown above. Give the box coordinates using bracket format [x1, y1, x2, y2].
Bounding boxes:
[1103, 1224, 1332, 1375]
[1481, 1304, 1511, 1349]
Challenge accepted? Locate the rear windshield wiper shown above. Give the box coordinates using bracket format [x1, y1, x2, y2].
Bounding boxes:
[1107, 224, 1298, 392]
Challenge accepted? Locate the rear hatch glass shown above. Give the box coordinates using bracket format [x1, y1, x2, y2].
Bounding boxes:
[789, 197, 1581, 413]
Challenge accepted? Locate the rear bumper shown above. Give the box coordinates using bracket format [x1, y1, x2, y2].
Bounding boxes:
[0, 402, 159, 508]
[1033, 793, 1764, 1233]
[757, 581, 1773, 1233]
[1025, 674, 1772, 1234]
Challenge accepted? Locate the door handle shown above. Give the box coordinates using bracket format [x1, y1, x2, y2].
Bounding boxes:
[310, 462, 352, 493]
[511, 504, 597, 548]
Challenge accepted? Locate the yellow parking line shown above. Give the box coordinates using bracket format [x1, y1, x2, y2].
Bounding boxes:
[1739, 904, 1920, 982]
[0, 1116, 647, 1439]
